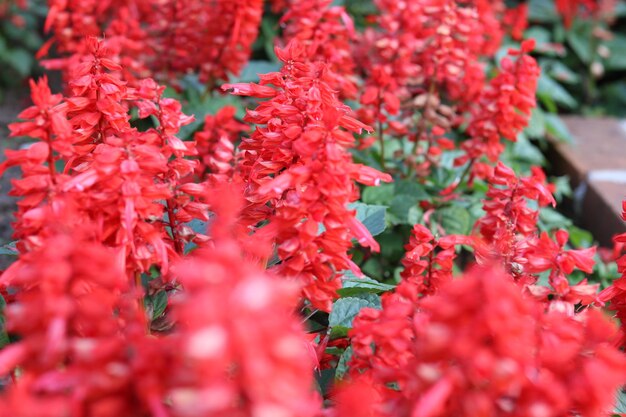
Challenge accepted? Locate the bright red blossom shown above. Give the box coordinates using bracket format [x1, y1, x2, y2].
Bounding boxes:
[223, 41, 391, 311]
[348, 267, 626, 417]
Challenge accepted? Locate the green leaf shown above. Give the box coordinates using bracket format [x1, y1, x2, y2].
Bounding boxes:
[546, 60, 581, 84]
[525, 108, 546, 139]
[0, 241, 17, 256]
[149, 291, 168, 320]
[350, 202, 387, 236]
[544, 114, 574, 143]
[605, 34, 626, 71]
[0, 293, 8, 348]
[568, 225, 594, 248]
[528, 0, 559, 23]
[234, 60, 281, 83]
[511, 135, 545, 165]
[551, 175, 573, 202]
[362, 183, 394, 205]
[329, 296, 380, 337]
[387, 180, 429, 225]
[537, 74, 577, 109]
[614, 390, 626, 414]
[335, 346, 353, 380]
[338, 270, 395, 297]
[432, 206, 471, 235]
[539, 207, 572, 230]
[6, 49, 33, 77]
[566, 20, 594, 65]
[315, 368, 336, 397]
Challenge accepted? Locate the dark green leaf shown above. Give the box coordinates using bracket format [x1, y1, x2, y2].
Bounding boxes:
[335, 346, 353, 380]
[537, 74, 577, 109]
[362, 183, 394, 205]
[329, 296, 380, 337]
[150, 291, 168, 320]
[432, 206, 471, 235]
[525, 108, 546, 139]
[605, 35, 626, 71]
[0, 294, 9, 348]
[350, 202, 387, 236]
[6, 49, 33, 77]
[544, 114, 574, 143]
[566, 20, 594, 65]
[528, 0, 559, 22]
[539, 207, 572, 230]
[338, 271, 395, 296]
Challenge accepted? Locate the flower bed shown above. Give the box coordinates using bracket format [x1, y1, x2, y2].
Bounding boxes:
[0, 1, 626, 416]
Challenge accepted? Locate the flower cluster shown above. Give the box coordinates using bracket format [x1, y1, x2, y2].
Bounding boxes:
[42, 0, 264, 84]
[280, 0, 358, 98]
[400, 224, 467, 297]
[349, 267, 626, 417]
[193, 106, 248, 184]
[458, 40, 540, 179]
[1, 2, 626, 416]
[224, 41, 391, 311]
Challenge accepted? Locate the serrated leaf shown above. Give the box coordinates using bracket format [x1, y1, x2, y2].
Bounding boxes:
[338, 271, 395, 296]
[329, 296, 380, 337]
[614, 390, 626, 414]
[150, 291, 168, 320]
[335, 346, 353, 380]
[432, 206, 471, 235]
[350, 202, 387, 236]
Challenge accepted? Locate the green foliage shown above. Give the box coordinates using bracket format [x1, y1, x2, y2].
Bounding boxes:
[338, 270, 396, 297]
[351, 202, 387, 236]
[329, 295, 380, 337]
[0, 1, 46, 94]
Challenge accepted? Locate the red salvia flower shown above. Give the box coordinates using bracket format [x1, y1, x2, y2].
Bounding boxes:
[348, 266, 626, 417]
[42, 0, 264, 86]
[281, 0, 358, 98]
[400, 224, 470, 297]
[224, 41, 392, 311]
[458, 40, 540, 177]
[472, 163, 555, 284]
[194, 106, 248, 184]
[165, 184, 321, 417]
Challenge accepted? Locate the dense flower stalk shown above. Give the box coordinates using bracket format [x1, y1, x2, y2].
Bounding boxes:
[348, 267, 626, 417]
[165, 185, 321, 417]
[280, 0, 358, 98]
[458, 40, 541, 179]
[42, 0, 264, 85]
[193, 106, 248, 183]
[224, 41, 392, 311]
